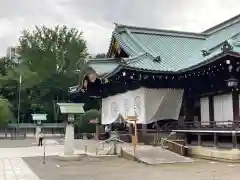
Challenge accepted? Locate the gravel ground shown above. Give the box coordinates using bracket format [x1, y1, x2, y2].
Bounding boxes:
[23, 155, 239, 180]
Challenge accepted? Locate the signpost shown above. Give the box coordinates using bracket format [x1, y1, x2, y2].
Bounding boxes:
[126, 116, 138, 156]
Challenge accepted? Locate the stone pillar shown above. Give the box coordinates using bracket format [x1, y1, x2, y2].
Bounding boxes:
[197, 133, 201, 146]
[64, 114, 75, 155]
[95, 124, 100, 140]
[35, 123, 41, 144]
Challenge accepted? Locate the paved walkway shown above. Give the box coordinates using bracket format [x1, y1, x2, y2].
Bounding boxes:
[0, 158, 40, 180]
[1, 139, 239, 180]
[0, 139, 62, 180]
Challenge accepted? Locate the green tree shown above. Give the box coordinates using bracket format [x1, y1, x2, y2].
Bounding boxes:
[2, 25, 89, 123]
[0, 97, 13, 126]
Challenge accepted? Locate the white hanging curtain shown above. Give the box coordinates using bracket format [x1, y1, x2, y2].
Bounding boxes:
[214, 93, 233, 125]
[101, 88, 184, 125]
[200, 97, 210, 125]
[145, 88, 184, 123]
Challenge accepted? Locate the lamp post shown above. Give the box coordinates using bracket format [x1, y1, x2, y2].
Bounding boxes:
[13, 51, 21, 136]
[17, 73, 21, 135]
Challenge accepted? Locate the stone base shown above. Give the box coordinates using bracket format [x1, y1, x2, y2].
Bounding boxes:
[56, 153, 85, 161]
[188, 146, 240, 162]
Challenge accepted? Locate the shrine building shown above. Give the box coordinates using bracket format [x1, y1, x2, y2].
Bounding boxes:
[70, 14, 240, 148]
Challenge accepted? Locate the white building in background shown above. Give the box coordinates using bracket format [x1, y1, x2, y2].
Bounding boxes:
[6, 47, 20, 64]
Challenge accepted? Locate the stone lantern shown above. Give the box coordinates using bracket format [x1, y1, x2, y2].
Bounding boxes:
[57, 103, 84, 156]
[31, 114, 47, 144]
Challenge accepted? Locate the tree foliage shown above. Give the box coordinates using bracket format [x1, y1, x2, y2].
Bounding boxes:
[95, 53, 106, 58]
[0, 25, 89, 123]
[76, 109, 101, 133]
[0, 97, 13, 126]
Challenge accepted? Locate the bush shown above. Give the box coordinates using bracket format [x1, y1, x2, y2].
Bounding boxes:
[75, 109, 101, 133]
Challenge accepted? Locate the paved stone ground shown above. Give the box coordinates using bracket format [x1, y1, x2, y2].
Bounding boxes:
[0, 139, 36, 148]
[0, 138, 60, 148]
[0, 158, 40, 180]
[121, 144, 193, 164]
[23, 155, 240, 180]
[0, 139, 239, 180]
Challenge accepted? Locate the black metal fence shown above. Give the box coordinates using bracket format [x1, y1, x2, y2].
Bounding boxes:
[0, 123, 65, 139]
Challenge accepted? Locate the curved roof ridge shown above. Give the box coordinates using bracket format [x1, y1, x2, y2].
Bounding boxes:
[87, 57, 121, 64]
[115, 23, 206, 39]
[203, 14, 240, 34]
[123, 52, 154, 64]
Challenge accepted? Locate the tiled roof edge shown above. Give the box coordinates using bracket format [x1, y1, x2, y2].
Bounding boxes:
[115, 23, 206, 39]
[87, 58, 121, 64]
[203, 14, 240, 34]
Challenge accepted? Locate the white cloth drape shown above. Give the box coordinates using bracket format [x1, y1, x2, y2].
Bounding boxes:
[145, 89, 184, 123]
[200, 97, 210, 125]
[101, 88, 184, 125]
[214, 93, 233, 125]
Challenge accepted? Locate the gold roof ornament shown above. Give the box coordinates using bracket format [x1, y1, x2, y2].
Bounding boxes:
[113, 38, 121, 55]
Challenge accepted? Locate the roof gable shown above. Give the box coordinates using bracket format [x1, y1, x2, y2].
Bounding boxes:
[106, 14, 240, 72]
[112, 24, 205, 71]
[204, 17, 240, 49]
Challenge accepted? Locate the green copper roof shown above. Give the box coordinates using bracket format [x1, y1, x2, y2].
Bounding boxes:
[110, 15, 240, 72]
[87, 58, 120, 76]
[87, 15, 240, 76]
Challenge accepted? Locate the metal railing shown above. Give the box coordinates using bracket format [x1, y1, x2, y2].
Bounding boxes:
[168, 120, 240, 131]
[7, 123, 66, 128]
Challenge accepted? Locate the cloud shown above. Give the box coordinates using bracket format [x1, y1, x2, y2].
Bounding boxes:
[0, 0, 239, 56]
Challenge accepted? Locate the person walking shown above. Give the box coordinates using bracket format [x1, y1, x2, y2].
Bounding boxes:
[38, 131, 44, 146]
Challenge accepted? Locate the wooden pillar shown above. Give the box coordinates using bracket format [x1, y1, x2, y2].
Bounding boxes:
[232, 90, 239, 122]
[155, 122, 160, 133]
[209, 96, 214, 123]
[184, 98, 194, 121]
[128, 123, 133, 134]
[142, 124, 147, 133]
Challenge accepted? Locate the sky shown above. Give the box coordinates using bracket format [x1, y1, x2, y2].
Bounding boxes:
[0, 0, 240, 56]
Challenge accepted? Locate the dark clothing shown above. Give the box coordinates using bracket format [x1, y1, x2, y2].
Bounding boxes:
[38, 137, 43, 146]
